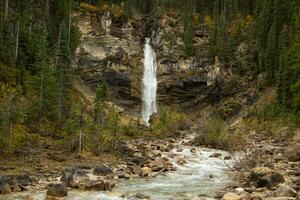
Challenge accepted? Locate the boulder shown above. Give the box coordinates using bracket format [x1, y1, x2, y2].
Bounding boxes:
[61, 168, 89, 188]
[224, 156, 232, 160]
[296, 192, 300, 200]
[275, 184, 298, 197]
[46, 184, 68, 199]
[93, 164, 113, 176]
[248, 167, 284, 188]
[0, 175, 15, 194]
[122, 192, 151, 200]
[141, 167, 152, 177]
[176, 158, 187, 166]
[25, 195, 34, 200]
[210, 152, 222, 158]
[222, 192, 241, 200]
[286, 144, 300, 162]
[126, 156, 146, 166]
[0, 174, 15, 185]
[234, 188, 245, 195]
[148, 161, 164, 172]
[0, 183, 11, 195]
[16, 174, 33, 186]
[12, 180, 21, 192]
[79, 179, 115, 191]
[190, 148, 196, 153]
[116, 170, 131, 179]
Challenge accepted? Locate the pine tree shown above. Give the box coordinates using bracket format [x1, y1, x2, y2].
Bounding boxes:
[182, 0, 195, 57]
[277, 9, 300, 112]
[265, 22, 278, 83]
[56, 21, 72, 123]
[94, 81, 108, 129]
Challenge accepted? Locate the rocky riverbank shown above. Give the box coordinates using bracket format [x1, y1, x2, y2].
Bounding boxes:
[0, 125, 238, 200]
[216, 128, 300, 200]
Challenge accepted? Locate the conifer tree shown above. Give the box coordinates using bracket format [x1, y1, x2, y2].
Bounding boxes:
[265, 22, 278, 83]
[56, 21, 72, 123]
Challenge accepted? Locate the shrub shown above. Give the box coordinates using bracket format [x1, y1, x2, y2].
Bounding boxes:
[150, 106, 189, 137]
[122, 119, 140, 137]
[194, 115, 247, 151]
[217, 98, 242, 120]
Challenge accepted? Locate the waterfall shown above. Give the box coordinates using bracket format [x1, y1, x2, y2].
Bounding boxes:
[142, 38, 157, 126]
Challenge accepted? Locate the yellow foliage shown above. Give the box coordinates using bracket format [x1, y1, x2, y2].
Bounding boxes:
[80, 3, 99, 12]
[204, 15, 213, 27]
[193, 13, 200, 25]
[80, 2, 124, 17]
[244, 15, 253, 26]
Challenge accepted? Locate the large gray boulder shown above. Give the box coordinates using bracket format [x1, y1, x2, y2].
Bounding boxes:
[45, 183, 68, 200]
[93, 164, 113, 176]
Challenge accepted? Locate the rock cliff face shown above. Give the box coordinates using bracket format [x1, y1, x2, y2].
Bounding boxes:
[74, 9, 227, 112]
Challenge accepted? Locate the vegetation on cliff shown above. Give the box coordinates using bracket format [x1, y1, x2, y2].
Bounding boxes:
[0, 0, 299, 157]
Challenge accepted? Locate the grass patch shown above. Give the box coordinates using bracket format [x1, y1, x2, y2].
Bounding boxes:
[194, 115, 247, 151]
[246, 99, 299, 139]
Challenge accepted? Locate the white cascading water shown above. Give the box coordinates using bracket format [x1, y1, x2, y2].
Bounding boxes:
[142, 38, 157, 126]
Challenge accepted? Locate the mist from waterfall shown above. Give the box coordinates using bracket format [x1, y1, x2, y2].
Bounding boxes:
[142, 38, 157, 126]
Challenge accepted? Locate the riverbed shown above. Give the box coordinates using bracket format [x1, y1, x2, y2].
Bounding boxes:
[2, 137, 236, 200]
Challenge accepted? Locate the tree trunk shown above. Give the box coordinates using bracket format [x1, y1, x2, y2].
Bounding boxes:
[29, 0, 34, 39]
[68, 0, 72, 46]
[39, 64, 44, 120]
[56, 23, 62, 121]
[46, 0, 49, 16]
[9, 122, 13, 151]
[4, 0, 9, 21]
[79, 129, 82, 154]
[15, 18, 20, 61]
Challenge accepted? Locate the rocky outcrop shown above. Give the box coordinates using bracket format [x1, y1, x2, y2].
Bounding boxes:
[0, 174, 33, 194]
[74, 8, 232, 110]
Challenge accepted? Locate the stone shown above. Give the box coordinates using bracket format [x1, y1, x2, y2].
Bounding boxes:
[122, 192, 151, 200]
[0, 174, 15, 185]
[148, 161, 164, 172]
[61, 168, 89, 188]
[126, 156, 146, 165]
[25, 195, 34, 200]
[116, 169, 132, 179]
[0, 183, 11, 195]
[248, 167, 284, 188]
[176, 158, 187, 166]
[286, 144, 300, 162]
[12, 181, 21, 192]
[132, 193, 151, 199]
[16, 174, 32, 186]
[210, 152, 222, 158]
[234, 187, 245, 195]
[93, 164, 113, 176]
[224, 156, 232, 160]
[275, 184, 298, 197]
[80, 179, 115, 191]
[190, 148, 196, 153]
[141, 167, 152, 177]
[296, 192, 300, 200]
[46, 183, 68, 198]
[222, 192, 241, 200]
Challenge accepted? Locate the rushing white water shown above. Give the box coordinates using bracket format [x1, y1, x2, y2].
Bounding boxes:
[142, 38, 157, 126]
[3, 136, 236, 200]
